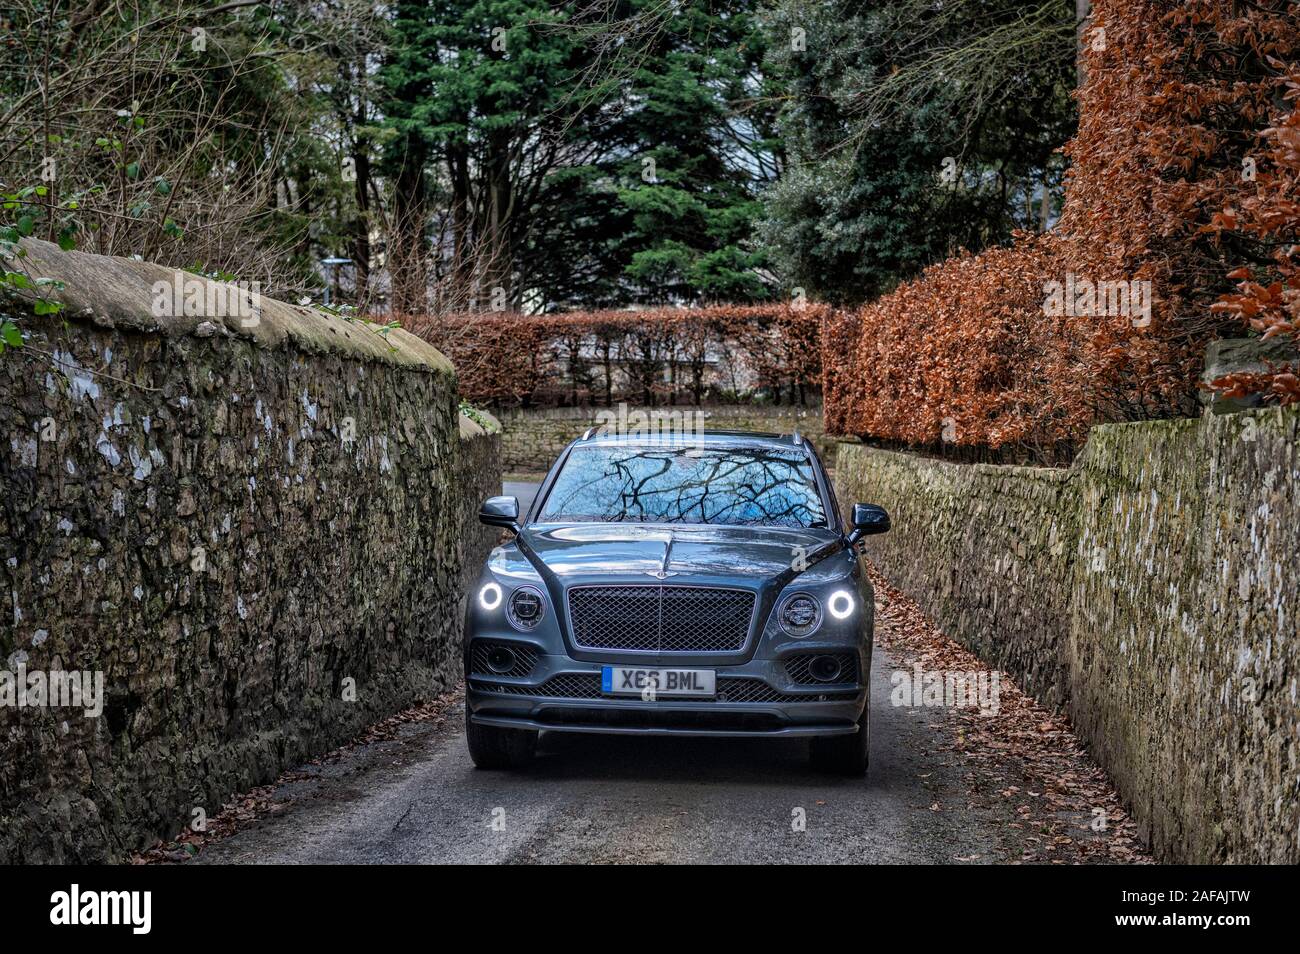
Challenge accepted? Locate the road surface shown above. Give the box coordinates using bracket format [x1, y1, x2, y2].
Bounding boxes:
[196, 643, 1048, 864]
[189, 480, 1140, 865]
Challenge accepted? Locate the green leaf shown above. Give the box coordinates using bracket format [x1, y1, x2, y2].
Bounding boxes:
[33, 298, 63, 315]
[3, 271, 31, 288]
[125, 162, 140, 179]
[154, 177, 171, 196]
[95, 137, 110, 148]
[57, 229, 76, 251]
[1, 321, 21, 347]
[16, 215, 34, 236]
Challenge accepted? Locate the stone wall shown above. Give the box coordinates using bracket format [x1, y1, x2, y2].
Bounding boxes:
[1067, 412, 1299, 866]
[0, 240, 497, 862]
[833, 407, 1299, 864]
[456, 414, 503, 599]
[834, 449, 1078, 710]
[499, 403, 829, 474]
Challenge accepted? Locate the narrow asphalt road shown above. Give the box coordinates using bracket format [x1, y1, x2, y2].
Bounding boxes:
[190, 479, 1131, 865]
[195, 641, 1037, 864]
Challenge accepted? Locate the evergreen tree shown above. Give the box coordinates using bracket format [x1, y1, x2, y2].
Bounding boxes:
[377, 0, 779, 311]
[761, 0, 1077, 304]
[603, 0, 777, 304]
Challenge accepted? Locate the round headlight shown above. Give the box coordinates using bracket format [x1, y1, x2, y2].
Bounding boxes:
[779, 593, 821, 637]
[507, 585, 545, 631]
[827, 589, 855, 620]
[478, 581, 502, 611]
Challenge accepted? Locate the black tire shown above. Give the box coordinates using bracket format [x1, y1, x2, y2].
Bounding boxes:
[810, 705, 869, 777]
[465, 707, 538, 769]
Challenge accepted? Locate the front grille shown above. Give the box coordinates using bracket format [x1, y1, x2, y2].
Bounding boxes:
[784, 652, 859, 685]
[568, 585, 754, 652]
[717, 678, 859, 703]
[472, 674, 859, 704]
[469, 641, 540, 678]
[473, 674, 603, 699]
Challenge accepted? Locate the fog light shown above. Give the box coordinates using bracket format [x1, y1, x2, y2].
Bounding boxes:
[809, 655, 842, 682]
[478, 581, 502, 611]
[827, 589, 855, 619]
[486, 645, 517, 673]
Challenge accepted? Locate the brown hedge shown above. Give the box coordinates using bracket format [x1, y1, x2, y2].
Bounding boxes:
[404, 303, 833, 408]
[1206, 67, 1300, 405]
[824, 0, 1300, 458]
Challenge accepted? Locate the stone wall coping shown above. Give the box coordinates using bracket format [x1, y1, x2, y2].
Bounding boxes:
[459, 414, 485, 439]
[15, 238, 453, 373]
[476, 407, 503, 431]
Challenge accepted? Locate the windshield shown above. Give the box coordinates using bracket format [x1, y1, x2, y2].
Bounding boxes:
[538, 444, 828, 528]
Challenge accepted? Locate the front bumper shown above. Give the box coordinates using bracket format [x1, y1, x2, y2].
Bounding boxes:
[466, 649, 867, 738]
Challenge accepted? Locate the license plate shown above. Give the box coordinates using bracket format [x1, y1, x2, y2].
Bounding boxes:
[601, 666, 716, 698]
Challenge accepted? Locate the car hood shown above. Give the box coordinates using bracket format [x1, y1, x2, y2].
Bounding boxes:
[517, 523, 843, 584]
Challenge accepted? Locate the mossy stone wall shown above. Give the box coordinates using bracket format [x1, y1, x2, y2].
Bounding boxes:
[0, 241, 496, 862]
[834, 407, 1299, 863]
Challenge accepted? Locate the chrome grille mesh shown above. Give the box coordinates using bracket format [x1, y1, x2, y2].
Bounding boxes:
[568, 585, 754, 652]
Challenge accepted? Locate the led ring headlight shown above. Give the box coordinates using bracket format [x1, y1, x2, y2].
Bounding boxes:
[478, 581, 503, 611]
[778, 592, 822, 638]
[827, 589, 855, 620]
[507, 585, 545, 631]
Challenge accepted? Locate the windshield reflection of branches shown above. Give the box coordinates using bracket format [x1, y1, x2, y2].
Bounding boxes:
[542, 448, 826, 528]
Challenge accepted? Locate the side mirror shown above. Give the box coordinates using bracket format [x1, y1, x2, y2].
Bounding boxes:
[847, 502, 890, 545]
[479, 495, 521, 532]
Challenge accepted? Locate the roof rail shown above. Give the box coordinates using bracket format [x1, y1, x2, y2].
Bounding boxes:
[792, 428, 805, 448]
[580, 426, 595, 441]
